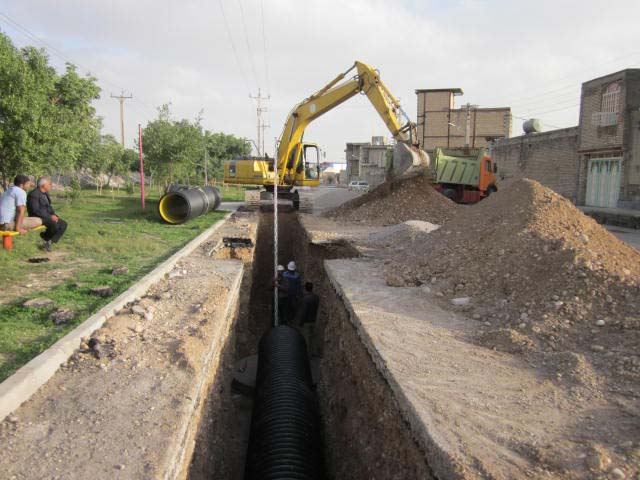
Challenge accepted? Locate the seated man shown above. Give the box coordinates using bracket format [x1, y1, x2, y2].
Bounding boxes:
[27, 177, 67, 251]
[0, 175, 42, 234]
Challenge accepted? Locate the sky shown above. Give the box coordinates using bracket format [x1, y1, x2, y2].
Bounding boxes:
[1, 0, 639, 163]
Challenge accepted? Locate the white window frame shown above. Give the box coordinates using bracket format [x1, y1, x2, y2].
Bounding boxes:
[602, 82, 621, 114]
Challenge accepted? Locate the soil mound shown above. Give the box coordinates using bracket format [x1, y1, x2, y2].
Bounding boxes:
[385, 179, 640, 387]
[368, 220, 440, 246]
[326, 174, 458, 226]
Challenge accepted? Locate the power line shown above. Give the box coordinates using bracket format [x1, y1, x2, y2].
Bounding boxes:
[260, 0, 270, 95]
[517, 103, 580, 117]
[217, 0, 252, 97]
[237, 0, 260, 91]
[487, 50, 640, 105]
[0, 12, 157, 117]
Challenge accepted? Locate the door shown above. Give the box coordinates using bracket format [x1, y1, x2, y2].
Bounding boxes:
[586, 157, 621, 208]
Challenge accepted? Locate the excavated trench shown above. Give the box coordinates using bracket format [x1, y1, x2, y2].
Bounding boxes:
[188, 211, 433, 479]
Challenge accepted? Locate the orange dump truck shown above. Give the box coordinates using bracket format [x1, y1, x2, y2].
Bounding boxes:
[431, 147, 498, 204]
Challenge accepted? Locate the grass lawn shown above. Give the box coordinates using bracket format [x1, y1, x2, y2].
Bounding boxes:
[0, 186, 228, 382]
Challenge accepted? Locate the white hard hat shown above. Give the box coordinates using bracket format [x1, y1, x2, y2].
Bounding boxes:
[287, 261, 296, 271]
[277, 265, 285, 272]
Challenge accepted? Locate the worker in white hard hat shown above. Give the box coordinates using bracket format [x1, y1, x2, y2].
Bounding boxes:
[282, 260, 302, 324]
[272, 265, 288, 325]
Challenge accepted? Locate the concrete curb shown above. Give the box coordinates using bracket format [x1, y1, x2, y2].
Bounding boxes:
[0, 210, 235, 423]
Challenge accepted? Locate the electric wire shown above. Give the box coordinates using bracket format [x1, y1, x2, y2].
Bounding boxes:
[237, 0, 260, 91]
[260, 0, 270, 95]
[0, 12, 157, 116]
[487, 50, 640, 105]
[217, 0, 253, 98]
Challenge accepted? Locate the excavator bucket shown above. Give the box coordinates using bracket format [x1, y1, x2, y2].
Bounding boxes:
[392, 141, 433, 180]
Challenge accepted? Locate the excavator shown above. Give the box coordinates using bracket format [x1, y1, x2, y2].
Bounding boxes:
[223, 61, 430, 208]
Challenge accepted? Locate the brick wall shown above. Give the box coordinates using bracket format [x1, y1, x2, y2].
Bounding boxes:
[491, 127, 580, 202]
[416, 90, 511, 150]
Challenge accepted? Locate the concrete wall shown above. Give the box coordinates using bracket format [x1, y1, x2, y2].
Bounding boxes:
[491, 127, 580, 202]
[345, 142, 392, 187]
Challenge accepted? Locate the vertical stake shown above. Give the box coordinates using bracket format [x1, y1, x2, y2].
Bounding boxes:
[139, 124, 145, 211]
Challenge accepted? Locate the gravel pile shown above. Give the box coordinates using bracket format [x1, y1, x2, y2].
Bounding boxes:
[325, 174, 458, 226]
[383, 179, 640, 388]
[367, 220, 440, 247]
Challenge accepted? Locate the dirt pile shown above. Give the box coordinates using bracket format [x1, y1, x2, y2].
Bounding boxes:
[384, 179, 640, 388]
[325, 174, 458, 226]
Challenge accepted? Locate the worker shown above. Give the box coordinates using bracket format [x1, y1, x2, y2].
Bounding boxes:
[272, 265, 288, 325]
[297, 282, 320, 356]
[27, 177, 67, 251]
[282, 260, 302, 323]
[0, 175, 42, 234]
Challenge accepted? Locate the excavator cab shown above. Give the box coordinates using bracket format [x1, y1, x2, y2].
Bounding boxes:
[286, 142, 321, 187]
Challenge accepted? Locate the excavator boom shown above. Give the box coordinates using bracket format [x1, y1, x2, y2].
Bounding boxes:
[224, 61, 430, 191]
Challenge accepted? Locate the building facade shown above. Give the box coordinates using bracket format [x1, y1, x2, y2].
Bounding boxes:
[416, 88, 512, 150]
[345, 137, 393, 187]
[492, 69, 640, 209]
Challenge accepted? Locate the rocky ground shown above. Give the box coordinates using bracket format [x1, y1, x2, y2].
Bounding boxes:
[301, 177, 640, 479]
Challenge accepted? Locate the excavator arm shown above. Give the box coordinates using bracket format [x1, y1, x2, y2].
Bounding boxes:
[223, 60, 430, 191]
[275, 61, 428, 186]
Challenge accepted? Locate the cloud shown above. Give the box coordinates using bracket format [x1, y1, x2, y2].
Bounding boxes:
[2, 0, 639, 163]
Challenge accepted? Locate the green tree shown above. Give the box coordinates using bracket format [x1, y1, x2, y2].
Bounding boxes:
[0, 32, 100, 188]
[204, 131, 251, 182]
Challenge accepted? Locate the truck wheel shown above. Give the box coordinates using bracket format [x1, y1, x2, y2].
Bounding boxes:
[442, 188, 456, 201]
[485, 185, 497, 197]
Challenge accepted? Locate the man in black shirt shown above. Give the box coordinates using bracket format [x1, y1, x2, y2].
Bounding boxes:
[27, 177, 67, 251]
[297, 282, 320, 355]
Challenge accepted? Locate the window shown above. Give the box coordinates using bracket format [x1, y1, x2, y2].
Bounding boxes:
[303, 145, 319, 180]
[485, 159, 491, 173]
[602, 82, 621, 113]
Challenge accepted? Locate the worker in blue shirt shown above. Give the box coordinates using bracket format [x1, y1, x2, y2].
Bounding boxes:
[282, 260, 302, 324]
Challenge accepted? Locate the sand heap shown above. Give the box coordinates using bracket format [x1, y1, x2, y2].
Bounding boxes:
[326, 174, 458, 226]
[384, 179, 640, 384]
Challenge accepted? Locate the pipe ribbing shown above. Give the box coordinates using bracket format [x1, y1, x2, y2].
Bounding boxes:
[158, 185, 221, 224]
[244, 325, 324, 480]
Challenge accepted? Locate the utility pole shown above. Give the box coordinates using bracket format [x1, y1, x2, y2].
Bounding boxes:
[111, 92, 133, 146]
[464, 103, 478, 148]
[250, 88, 270, 157]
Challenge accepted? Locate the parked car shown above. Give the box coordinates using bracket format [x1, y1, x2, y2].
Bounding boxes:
[348, 180, 370, 192]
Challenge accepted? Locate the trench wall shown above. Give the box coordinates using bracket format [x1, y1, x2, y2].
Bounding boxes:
[293, 216, 435, 480]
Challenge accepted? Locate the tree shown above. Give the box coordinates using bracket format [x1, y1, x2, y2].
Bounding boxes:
[0, 32, 100, 188]
[204, 131, 251, 182]
[141, 104, 206, 186]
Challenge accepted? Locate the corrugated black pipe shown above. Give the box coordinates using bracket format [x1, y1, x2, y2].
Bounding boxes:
[158, 185, 221, 224]
[245, 325, 324, 480]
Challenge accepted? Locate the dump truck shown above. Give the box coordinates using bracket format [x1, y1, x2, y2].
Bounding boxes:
[431, 147, 498, 204]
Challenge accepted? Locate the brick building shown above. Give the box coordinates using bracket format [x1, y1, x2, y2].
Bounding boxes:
[416, 88, 512, 149]
[492, 69, 640, 209]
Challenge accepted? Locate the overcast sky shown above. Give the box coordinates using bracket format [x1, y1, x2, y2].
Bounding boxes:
[1, 0, 639, 164]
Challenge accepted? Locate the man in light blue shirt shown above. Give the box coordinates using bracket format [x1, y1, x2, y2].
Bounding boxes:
[0, 175, 41, 234]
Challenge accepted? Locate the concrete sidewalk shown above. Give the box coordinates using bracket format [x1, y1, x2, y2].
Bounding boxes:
[580, 205, 640, 229]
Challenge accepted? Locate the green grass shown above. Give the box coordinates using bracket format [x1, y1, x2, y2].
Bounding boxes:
[217, 184, 253, 202]
[0, 187, 226, 382]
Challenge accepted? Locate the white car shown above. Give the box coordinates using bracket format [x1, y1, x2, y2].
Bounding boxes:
[348, 181, 370, 192]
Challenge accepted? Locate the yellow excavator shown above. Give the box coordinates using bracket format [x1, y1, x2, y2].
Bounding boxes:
[223, 60, 430, 208]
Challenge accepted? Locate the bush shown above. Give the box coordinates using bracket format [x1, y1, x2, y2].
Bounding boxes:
[66, 178, 82, 202]
[125, 181, 134, 195]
